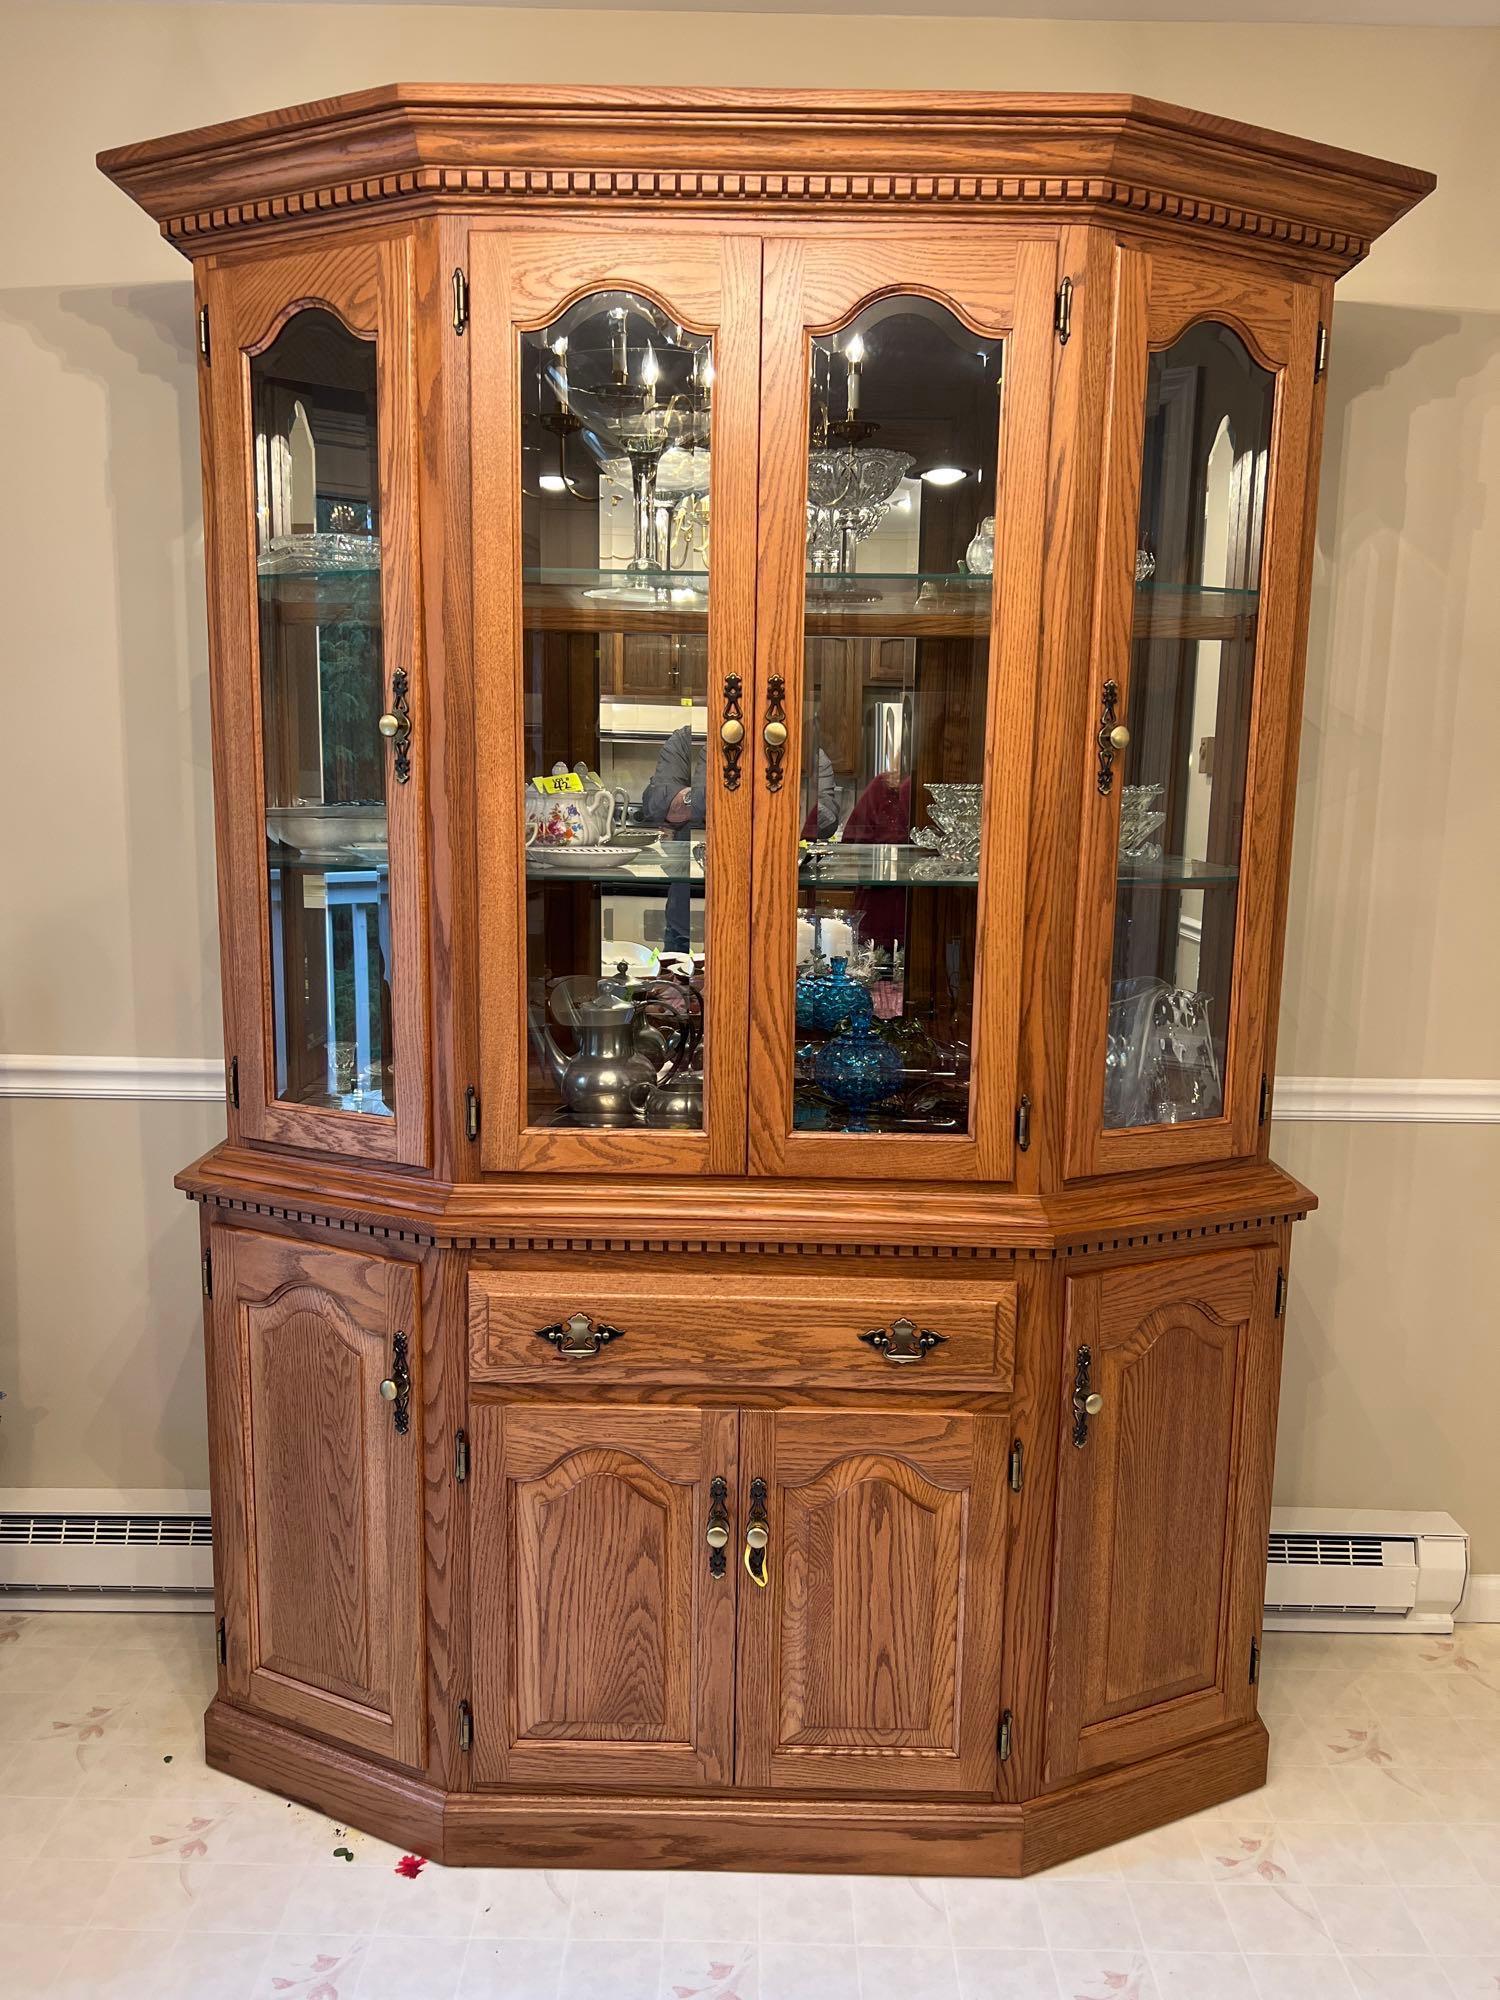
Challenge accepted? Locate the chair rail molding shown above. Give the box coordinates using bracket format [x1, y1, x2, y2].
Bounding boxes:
[1270, 1077, 1500, 1124]
[0, 1055, 226, 1101]
[1, 1057, 1497, 1122]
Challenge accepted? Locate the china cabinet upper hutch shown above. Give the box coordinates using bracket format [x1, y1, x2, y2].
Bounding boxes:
[100, 87, 1431, 1874]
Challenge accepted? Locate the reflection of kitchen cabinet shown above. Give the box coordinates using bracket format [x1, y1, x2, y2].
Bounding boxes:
[107, 85, 1429, 1877]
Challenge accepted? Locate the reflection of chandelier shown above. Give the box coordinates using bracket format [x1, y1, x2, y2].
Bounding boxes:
[806, 446, 914, 575]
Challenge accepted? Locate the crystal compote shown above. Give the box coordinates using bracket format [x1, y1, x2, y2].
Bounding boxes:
[805, 445, 914, 598]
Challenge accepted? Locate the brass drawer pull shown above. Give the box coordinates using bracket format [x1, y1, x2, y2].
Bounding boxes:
[533, 1311, 625, 1360]
[720, 675, 745, 790]
[706, 1475, 730, 1577]
[378, 668, 413, 785]
[762, 674, 788, 791]
[1073, 1343, 1104, 1446]
[744, 1476, 770, 1588]
[859, 1316, 946, 1365]
[378, 1330, 411, 1435]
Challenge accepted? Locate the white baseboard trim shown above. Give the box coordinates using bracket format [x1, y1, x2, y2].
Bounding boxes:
[0, 1055, 224, 1102]
[1457, 1572, 1500, 1624]
[1271, 1077, 1500, 1123]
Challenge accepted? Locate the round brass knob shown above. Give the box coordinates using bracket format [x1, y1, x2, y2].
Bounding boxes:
[745, 1521, 769, 1550]
[1084, 1392, 1103, 1416]
[705, 1522, 730, 1550]
[763, 719, 788, 750]
[720, 718, 745, 747]
[378, 713, 402, 739]
[379, 1378, 398, 1401]
[1109, 724, 1130, 751]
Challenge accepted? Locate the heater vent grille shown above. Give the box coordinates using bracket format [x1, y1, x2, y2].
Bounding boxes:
[0, 1513, 212, 1549]
[1267, 1532, 1397, 1569]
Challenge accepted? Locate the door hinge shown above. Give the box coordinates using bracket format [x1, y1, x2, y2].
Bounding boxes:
[465, 1085, 480, 1143]
[1249, 1637, 1261, 1685]
[1274, 1267, 1287, 1319]
[201, 1247, 213, 1299]
[227, 1055, 239, 1111]
[198, 305, 210, 362]
[1314, 321, 1329, 380]
[452, 267, 469, 336]
[998, 1708, 1013, 1762]
[1008, 1439, 1024, 1494]
[454, 1429, 470, 1484]
[457, 1699, 473, 1753]
[215, 1616, 227, 1666]
[1258, 1072, 1272, 1125]
[1015, 1095, 1032, 1153]
[1054, 276, 1073, 346]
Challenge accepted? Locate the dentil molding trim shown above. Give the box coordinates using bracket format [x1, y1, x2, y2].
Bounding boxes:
[2, 1056, 1498, 1123]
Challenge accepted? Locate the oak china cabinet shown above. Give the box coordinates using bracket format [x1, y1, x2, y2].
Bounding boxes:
[100, 88, 1431, 1874]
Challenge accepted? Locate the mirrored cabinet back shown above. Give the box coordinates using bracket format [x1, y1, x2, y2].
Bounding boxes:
[99, 86, 1433, 1874]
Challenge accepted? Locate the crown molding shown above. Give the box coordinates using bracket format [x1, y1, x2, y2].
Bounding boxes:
[96, 85, 1434, 273]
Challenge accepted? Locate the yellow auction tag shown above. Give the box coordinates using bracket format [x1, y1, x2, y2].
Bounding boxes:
[533, 772, 585, 795]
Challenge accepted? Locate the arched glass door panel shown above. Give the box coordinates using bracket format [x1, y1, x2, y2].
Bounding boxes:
[1104, 323, 1273, 1132]
[793, 295, 1003, 1142]
[518, 290, 714, 1135]
[252, 308, 393, 1122]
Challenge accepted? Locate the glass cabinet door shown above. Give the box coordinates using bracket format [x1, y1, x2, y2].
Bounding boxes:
[202, 242, 428, 1165]
[472, 231, 758, 1173]
[748, 238, 1055, 1181]
[1065, 250, 1323, 1177]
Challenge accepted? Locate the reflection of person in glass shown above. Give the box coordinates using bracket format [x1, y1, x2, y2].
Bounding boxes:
[644, 724, 838, 955]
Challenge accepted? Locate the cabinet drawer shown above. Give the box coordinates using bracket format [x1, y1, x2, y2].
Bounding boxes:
[468, 1254, 1015, 1392]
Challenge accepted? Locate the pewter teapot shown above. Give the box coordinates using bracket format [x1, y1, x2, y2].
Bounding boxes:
[530, 968, 703, 1127]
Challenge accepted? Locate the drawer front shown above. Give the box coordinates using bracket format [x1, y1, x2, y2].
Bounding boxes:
[468, 1255, 1015, 1392]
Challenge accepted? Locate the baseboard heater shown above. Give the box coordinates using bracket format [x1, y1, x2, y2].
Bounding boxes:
[1265, 1505, 1468, 1634]
[0, 1489, 213, 1611]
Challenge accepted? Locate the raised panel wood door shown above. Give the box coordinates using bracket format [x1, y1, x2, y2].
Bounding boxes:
[207, 1227, 426, 1768]
[736, 1412, 1006, 1795]
[470, 224, 759, 1177]
[748, 232, 1057, 1183]
[200, 238, 429, 1166]
[470, 1404, 737, 1791]
[1064, 248, 1324, 1178]
[1046, 1247, 1281, 1781]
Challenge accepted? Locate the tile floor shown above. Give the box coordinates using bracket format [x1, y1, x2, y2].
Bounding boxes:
[1, 1612, 1498, 1998]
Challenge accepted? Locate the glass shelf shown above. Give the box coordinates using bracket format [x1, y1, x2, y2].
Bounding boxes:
[523, 567, 995, 638]
[798, 842, 978, 890]
[1133, 581, 1258, 641]
[1116, 856, 1241, 890]
[525, 843, 704, 891]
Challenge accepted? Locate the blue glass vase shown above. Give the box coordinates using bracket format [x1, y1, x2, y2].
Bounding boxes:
[795, 954, 872, 1037]
[813, 1016, 903, 1132]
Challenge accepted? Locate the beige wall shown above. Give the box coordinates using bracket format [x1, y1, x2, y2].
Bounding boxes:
[1, 5, 1496, 1557]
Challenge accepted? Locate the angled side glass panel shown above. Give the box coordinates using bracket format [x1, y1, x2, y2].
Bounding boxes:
[519, 293, 712, 1131]
[794, 298, 1002, 1136]
[252, 309, 391, 1117]
[1104, 322, 1274, 1130]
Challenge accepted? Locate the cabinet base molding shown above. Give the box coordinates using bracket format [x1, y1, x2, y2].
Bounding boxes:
[203, 1699, 1268, 1878]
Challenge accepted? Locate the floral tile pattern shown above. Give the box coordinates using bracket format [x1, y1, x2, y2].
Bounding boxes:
[0, 1614, 1496, 1997]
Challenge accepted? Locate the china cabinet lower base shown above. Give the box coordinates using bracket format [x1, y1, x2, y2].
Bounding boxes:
[203, 1698, 1269, 1878]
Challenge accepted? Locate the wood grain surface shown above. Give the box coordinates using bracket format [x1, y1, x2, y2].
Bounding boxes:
[468, 1253, 1015, 1392]
[208, 1225, 427, 1769]
[1045, 1246, 1278, 1783]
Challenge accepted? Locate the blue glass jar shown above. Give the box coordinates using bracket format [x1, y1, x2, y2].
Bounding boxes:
[813, 1016, 904, 1132]
[795, 955, 873, 1037]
